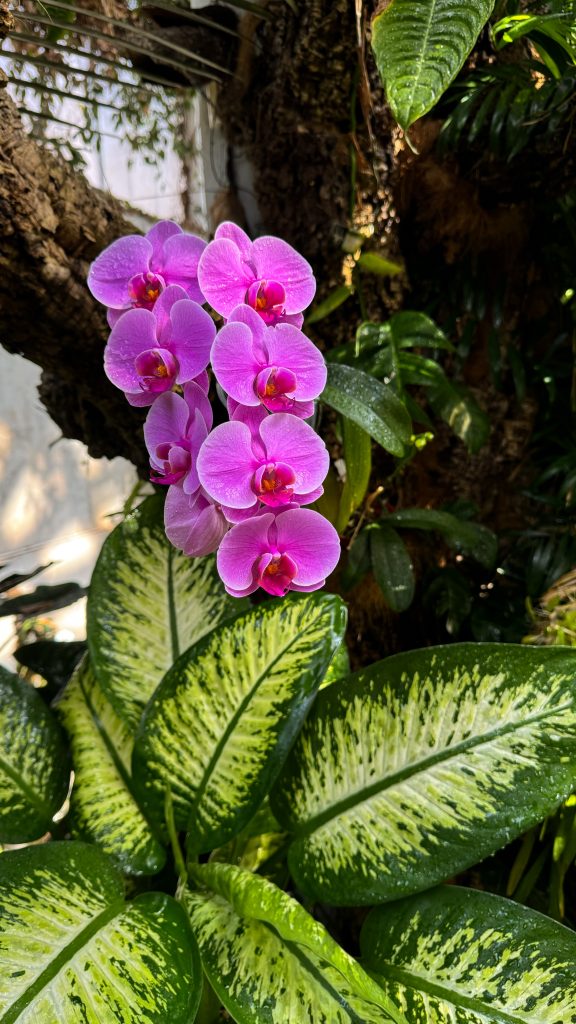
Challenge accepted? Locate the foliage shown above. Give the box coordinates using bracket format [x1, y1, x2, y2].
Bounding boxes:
[1, 501, 576, 1021]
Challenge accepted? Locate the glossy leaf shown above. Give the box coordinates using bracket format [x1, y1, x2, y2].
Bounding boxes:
[56, 658, 166, 876]
[132, 594, 347, 851]
[87, 495, 244, 729]
[361, 885, 576, 1023]
[357, 253, 403, 276]
[0, 841, 201, 1023]
[322, 364, 411, 457]
[370, 525, 415, 612]
[182, 861, 405, 1024]
[0, 665, 69, 843]
[384, 507, 497, 568]
[336, 416, 372, 533]
[428, 377, 490, 452]
[372, 0, 496, 129]
[306, 284, 355, 325]
[273, 644, 576, 904]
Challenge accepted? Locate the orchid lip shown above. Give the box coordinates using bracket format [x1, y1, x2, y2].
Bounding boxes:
[246, 279, 286, 325]
[255, 366, 297, 405]
[256, 551, 298, 596]
[129, 271, 166, 308]
[135, 348, 179, 393]
[253, 461, 296, 505]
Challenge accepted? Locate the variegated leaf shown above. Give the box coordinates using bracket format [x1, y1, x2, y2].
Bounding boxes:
[132, 594, 346, 852]
[372, 1, 496, 129]
[182, 861, 405, 1024]
[56, 658, 165, 876]
[87, 495, 245, 729]
[0, 841, 201, 1023]
[272, 644, 576, 904]
[0, 665, 69, 843]
[361, 885, 576, 1023]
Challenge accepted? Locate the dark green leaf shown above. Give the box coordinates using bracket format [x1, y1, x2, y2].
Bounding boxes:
[384, 507, 497, 568]
[322, 364, 412, 456]
[370, 525, 415, 612]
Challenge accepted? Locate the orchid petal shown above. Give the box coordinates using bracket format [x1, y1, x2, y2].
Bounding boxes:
[88, 235, 152, 308]
[160, 233, 207, 301]
[214, 221, 253, 261]
[227, 303, 269, 354]
[274, 508, 341, 585]
[183, 381, 213, 432]
[144, 392, 190, 468]
[198, 238, 254, 317]
[146, 220, 182, 266]
[259, 414, 329, 494]
[166, 299, 216, 382]
[165, 487, 229, 557]
[252, 236, 316, 314]
[265, 324, 327, 400]
[217, 514, 274, 592]
[197, 421, 257, 508]
[104, 308, 158, 392]
[153, 284, 190, 343]
[210, 321, 262, 406]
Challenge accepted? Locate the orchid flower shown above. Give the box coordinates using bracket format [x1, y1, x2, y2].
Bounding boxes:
[217, 507, 341, 597]
[197, 410, 328, 512]
[144, 382, 212, 493]
[104, 286, 215, 407]
[164, 486, 229, 558]
[88, 220, 206, 324]
[197, 221, 315, 326]
[211, 305, 326, 418]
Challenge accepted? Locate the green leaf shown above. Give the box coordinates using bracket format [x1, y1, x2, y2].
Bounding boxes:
[336, 417, 372, 533]
[357, 253, 404, 276]
[87, 495, 244, 729]
[384, 507, 497, 568]
[0, 665, 69, 843]
[182, 861, 405, 1024]
[0, 582, 86, 617]
[56, 658, 166, 876]
[322, 364, 411, 457]
[306, 285, 355, 325]
[360, 885, 576, 1023]
[132, 594, 347, 852]
[372, 0, 496, 129]
[0, 841, 201, 1023]
[272, 644, 576, 904]
[369, 525, 415, 612]
[428, 377, 490, 452]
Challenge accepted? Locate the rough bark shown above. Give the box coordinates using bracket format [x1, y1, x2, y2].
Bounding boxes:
[0, 84, 148, 472]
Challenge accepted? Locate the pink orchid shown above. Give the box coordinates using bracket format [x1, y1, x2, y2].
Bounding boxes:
[197, 411, 328, 512]
[144, 382, 212, 493]
[211, 305, 326, 418]
[197, 222, 315, 326]
[164, 486, 230, 558]
[217, 507, 341, 597]
[88, 220, 206, 321]
[104, 286, 215, 407]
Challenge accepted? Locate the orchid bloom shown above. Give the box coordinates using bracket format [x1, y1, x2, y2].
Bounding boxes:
[164, 486, 229, 558]
[104, 286, 215, 407]
[210, 304, 326, 418]
[88, 220, 206, 324]
[217, 507, 341, 597]
[197, 222, 315, 326]
[144, 382, 212, 493]
[197, 410, 328, 512]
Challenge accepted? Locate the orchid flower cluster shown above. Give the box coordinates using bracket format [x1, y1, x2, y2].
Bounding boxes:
[88, 220, 341, 597]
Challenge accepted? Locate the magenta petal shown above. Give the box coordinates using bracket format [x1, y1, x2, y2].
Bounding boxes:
[183, 380, 213, 432]
[107, 308, 124, 329]
[193, 370, 210, 393]
[126, 390, 155, 408]
[147, 220, 182, 265]
[197, 421, 257, 508]
[227, 304, 269, 352]
[198, 238, 254, 318]
[105, 308, 158, 392]
[160, 233, 207, 302]
[274, 508, 341, 585]
[221, 504, 261, 524]
[217, 514, 274, 592]
[265, 325, 327, 401]
[251, 237, 316, 314]
[88, 235, 152, 308]
[153, 284, 190, 342]
[144, 392, 190, 466]
[211, 322, 262, 406]
[165, 487, 229, 557]
[169, 299, 216, 382]
[214, 221, 253, 260]
[259, 414, 329, 494]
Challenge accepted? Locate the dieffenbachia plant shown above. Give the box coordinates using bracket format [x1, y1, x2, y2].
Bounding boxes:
[2, 494, 576, 1022]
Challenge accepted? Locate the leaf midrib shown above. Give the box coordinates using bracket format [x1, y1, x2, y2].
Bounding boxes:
[294, 699, 573, 837]
[396, 0, 438, 123]
[370, 961, 543, 1024]
[191, 606, 329, 820]
[0, 898, 125, 1024]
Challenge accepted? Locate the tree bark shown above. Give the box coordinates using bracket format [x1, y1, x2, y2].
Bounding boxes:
[0, 81, 149, 472]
